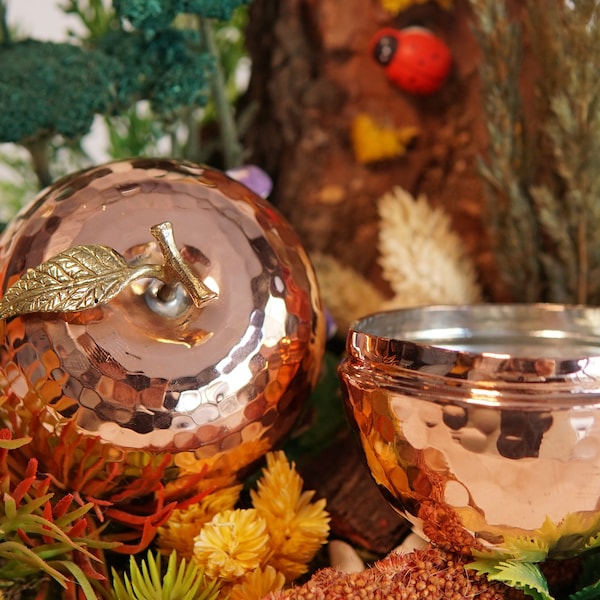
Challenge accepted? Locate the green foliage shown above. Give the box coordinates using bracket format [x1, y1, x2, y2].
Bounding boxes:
[469, 546, 600, 600]
[0, 0, 250, 187]
[469, 0, 540, 301]
[570, 580, 600, 600]
[183, 0, 251, 20]
[283, 352, 348, 463]
[111, 550, 221, 600]
[0, 430, 118, 599]
[61, 0, 117, 40]
[468, 558, 553, 600]
[526, 1, 600, 304]
[105, 105, 165, 159]
[0, 149, 39, 225]
[529, 513, 600, 560]
[97, 27, 214, 121]
[0, 40, 120, 144]
[500, 536, 550, 564]
[113, 0, 250, 33]
[577, 550, 600, 590]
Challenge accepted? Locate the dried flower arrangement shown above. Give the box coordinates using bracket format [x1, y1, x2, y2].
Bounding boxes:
[471, 0, 600, 304]
[2, 0, 600, 599]
[0, 414, 330, 599]
[313, 186, 482, 333]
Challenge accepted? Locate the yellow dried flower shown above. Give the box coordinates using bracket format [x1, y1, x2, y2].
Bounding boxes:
[311, 253, 385, 334]
[156, 485, 242, 559]
[193, 508, 271, 582]
[380, 0, 452, 15]
[251, 451, 330, 581]
[228, 565, 286, 600]
[251, 451, 303, 516]
[351, 113, 419, 165]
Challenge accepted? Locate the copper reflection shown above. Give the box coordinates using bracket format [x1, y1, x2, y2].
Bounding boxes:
[0, 158, 325, 497]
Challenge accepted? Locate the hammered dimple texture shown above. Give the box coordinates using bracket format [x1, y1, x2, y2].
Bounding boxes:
[0, 158, 325, 495]
[340, 305, 600, 558]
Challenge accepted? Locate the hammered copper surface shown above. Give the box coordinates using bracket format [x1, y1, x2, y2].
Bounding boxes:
[0, 158, 325, 496]
[340, 305, 600, 558]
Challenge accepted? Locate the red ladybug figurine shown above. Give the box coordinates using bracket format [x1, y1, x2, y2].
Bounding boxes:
[371, 27, 452, 95]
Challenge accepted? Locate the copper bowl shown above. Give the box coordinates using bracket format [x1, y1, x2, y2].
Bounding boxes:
[339, 304, 600, 558]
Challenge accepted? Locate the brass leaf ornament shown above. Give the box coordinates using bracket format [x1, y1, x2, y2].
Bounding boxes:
[0, 222, 217, 319]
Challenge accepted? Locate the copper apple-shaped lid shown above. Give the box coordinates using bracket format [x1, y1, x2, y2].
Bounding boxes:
[0, 158, 325, 469]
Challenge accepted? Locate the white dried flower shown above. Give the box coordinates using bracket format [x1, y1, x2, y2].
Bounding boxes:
[378, 187, 481, 307]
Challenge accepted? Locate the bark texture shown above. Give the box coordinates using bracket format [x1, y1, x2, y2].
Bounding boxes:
[245, 0, 510, 299]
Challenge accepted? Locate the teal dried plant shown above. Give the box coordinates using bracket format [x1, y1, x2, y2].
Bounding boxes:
[0, 0, 248, 195]
[0, 38, 121, 188]
[470, 0, 600, 303]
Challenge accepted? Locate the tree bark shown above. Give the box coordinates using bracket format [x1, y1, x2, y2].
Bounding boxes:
[245, 0, 517, 301]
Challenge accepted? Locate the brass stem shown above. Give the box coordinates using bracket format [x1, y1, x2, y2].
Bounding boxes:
[150, 222, 217, 309]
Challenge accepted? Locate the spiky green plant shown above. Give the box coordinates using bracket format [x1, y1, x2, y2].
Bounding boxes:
[111, 550, 221, 600]
[0, 428, 118, 599]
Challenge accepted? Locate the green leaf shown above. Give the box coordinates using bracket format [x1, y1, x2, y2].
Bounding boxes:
[53, 559, 98, 600]
[585, 531, 600, 552]
[4, 493, 54, 519]
[468, 558, 553, 600]
[0, 541, 68, 586]
[570, 579, 600, 600]
[111, 568, 131, 600]
[52, 501, 96, 529]
[2, 494, 17, 521]
[503, 535, 550, 563]
[7, 513, 86, 552]
[0, 435, 32, 450]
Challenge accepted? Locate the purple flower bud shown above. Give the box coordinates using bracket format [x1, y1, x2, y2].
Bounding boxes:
[226, 165, 273, 199]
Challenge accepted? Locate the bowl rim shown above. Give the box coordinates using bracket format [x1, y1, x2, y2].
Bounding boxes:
[343, 303, 600, 401]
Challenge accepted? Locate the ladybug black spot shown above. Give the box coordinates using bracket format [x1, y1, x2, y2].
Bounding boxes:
[373, 35, 398, 66]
